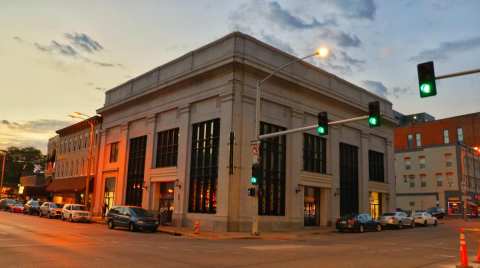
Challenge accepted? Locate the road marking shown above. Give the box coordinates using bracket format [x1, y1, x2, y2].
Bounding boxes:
[243, 244, 306, 250]
[436, 254, 455, 258]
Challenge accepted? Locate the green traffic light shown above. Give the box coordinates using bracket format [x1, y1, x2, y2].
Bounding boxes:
[250, 176, 257, 185]
[317, 126, 326, 135]
[368, 116, 379, 127]
[420, 83, 431, 94]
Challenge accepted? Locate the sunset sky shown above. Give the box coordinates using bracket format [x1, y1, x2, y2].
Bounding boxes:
[1, 0, 479, 153]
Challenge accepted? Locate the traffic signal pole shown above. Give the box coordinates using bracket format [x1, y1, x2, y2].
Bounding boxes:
[258, 115, 369, 140]
[435, 68, 480, 80]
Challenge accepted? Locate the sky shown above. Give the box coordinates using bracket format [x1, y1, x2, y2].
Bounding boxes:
[1, 0, 479, 153]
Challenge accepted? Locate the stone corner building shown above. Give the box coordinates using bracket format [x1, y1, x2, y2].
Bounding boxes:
[92, 32, 396, 232]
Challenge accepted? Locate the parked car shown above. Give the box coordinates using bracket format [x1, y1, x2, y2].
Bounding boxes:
[336, 213, 382, 233]
[24, 200, 41, 215]
[0, 198, 16, 211]
[106, 206, 159, 232]
[414, 212, 438, 226]
[39, 202, 63, 218]
[426, 207, 445, 219]
[380, 211, 415, 228]
[10, 201, 25, 213]
[61, 204, 91, 223]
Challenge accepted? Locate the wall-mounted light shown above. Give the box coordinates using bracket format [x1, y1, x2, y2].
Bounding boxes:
[295, 185, 302, 194]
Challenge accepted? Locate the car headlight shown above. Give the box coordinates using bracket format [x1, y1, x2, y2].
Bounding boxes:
[137, 220, 145, 224]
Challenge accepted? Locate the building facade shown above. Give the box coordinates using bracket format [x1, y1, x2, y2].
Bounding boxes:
[395, 112, 480, 215]
[46, 117, 101, 205]
[395, 112, 480, 150]
[92, 32, 396, 231]
[396, 144, 480, 214]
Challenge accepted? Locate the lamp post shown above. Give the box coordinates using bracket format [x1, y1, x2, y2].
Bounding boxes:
[69, 112, 96, 208]
[251, 47, 330, 235]
[0, 150, 7, 198]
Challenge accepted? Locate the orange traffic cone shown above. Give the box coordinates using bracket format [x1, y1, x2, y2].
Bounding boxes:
[474, 241, 480, 264]
[193, 220, 200, 235]
[457, 228, 472, 268]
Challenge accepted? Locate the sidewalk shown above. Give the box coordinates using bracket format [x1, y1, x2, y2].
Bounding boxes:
[156, 225, 335, 240]
[91, 216, 335, 240]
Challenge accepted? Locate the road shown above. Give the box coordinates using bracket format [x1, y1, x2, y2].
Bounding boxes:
[1, 211, 479, 268]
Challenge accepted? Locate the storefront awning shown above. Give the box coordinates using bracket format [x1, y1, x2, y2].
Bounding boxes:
[46, 176, 92, 193]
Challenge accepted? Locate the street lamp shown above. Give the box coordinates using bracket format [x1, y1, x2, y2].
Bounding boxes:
[251, 47, 330, 235]
[69, 112, 96, 208]
[0, 150, 7, 198]
[254, 47, 330, 142]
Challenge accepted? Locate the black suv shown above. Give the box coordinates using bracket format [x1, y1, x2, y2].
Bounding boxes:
[106, 206, 159, 232]
[24, 200, 41, 215]
[427, 207, 445, 219]
[336, 213, 382, 233]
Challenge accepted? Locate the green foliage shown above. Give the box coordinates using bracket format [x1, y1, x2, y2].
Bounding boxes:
[1, 147, 45, 186]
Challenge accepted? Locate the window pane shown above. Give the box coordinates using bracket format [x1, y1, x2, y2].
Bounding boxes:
[369, 150, 384, 182]
[155, 128, 179, 168]
[303, 133, 326, 174]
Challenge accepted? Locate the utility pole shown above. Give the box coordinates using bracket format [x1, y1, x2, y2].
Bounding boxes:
[0, 150, 6, 198]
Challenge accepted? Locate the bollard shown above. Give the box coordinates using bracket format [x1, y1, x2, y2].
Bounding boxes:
[193, 220, 200, 235]
[457, 228, 473, 268]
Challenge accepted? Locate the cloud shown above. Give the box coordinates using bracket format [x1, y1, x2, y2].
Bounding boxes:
[0, 119, 72, 153]
[410, 36, 480, 62]
[362, 80, 412, 99]
[34, 40, 78, 57]
[266, 1, 336, 30]
[229, 1, 336, 32]
[319, 29, 361, 48]
[328, 0, 377, 20]
[64, 32, 103, 53]
[260, 31, 294, 54]
[14, 34, 122, 68]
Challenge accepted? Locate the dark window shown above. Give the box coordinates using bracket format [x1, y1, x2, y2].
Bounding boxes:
[340, 143, 359, 216]
[188, 119, 220, 214]
[258, 122, 286, 216]
[125, 136, 147, 207]
[369, 150, 385, 182]
[155, 128, 179, 167]
[303, 133, 326, 173]
[109, 142, 119, 163]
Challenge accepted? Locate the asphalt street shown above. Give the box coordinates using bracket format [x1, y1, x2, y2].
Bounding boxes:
[1, 211, 479, 268]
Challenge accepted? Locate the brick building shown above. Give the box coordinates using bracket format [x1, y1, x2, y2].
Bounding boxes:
[395, 112, 480, 215]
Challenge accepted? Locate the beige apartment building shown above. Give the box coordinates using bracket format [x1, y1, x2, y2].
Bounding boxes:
[396, 144, 480, 215]
[46, 116, 101, 205]
[92, 32, 396, 231]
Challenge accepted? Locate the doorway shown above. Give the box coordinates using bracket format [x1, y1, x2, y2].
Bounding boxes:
[340, 143, 359, 216]
[158, 182, 175, 225]
[104, 177, 116, 212]
[304, 186, 321, 226]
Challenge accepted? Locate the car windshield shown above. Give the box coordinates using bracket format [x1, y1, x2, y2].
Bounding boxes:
[382, 213, 396, 216]
[415, 212, 424, 216]
[71, 205, 86, 211]
[130, 207, 152, 217]
[54, 204, 62, 208]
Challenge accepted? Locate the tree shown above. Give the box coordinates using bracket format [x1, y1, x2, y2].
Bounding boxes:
[2, 146, 45, 187]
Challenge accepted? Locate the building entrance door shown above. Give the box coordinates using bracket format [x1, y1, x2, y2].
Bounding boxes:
[158, 182, 175, 225]
[340, 143, 359, 216]
[304, 186, 321, 226]
[104, 177, 116, 215]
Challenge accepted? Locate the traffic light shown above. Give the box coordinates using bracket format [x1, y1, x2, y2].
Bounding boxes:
[251, 163, 261, 185]
[248, 187, 256, 197]
[317, 112, 328, 136]
[417, 61, 437, 98]
[368, 101, 381, 128]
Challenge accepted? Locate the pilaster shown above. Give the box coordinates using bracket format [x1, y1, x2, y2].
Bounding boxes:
[287, 108, 304, 222]
[173, 104, 190, 226]
[142, 115, 156, 210]
[359, 131, 370, 213]
[116, 123, 129, 205]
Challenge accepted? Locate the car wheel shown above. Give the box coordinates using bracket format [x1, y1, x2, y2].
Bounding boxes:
[376, 224, 382, 232]
[398, 222, 403, 229]
[38, 211, 42, 217]
[47, 213, 51, 219]
[434, 220, 437, 226]
[411, 221, 415, 228]
[69, 215, 73, 222]
[424, 220, 427, 226]
[359, 225, 365, 233]
[107, 220, 115, 230]
[129, 223, 136, 232]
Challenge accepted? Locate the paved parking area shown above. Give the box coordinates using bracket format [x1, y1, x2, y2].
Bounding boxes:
[1, 211, 480, 268]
